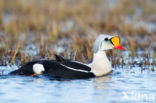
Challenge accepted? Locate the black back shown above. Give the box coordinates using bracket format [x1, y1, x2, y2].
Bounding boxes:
[55, 54, 66, 62]
[42, 60, 95, 79]
[9, 55, 95, 79]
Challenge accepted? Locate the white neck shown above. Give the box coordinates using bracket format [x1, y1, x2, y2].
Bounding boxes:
[87, 51, 112, 76]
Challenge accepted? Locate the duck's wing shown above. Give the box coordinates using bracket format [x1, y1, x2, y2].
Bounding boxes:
[54, 54, 66, 62]
[54, 54, 91, 72]
[60, 61, 91, 71]
[43, 61, 95, 79]
[9, 60, 95, 79]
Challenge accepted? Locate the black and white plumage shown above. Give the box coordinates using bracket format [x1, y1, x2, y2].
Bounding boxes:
[10, 55, 95, 79]
[9, 34, 125, 79]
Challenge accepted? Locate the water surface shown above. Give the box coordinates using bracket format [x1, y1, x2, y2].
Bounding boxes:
[0, 64, 156, 103]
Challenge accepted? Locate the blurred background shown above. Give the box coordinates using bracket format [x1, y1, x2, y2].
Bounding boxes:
[0, 0, 155, 66]
[0, 1, 156, 103]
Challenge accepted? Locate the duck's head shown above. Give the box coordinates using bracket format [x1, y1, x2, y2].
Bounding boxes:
[93, 34, 125, 53]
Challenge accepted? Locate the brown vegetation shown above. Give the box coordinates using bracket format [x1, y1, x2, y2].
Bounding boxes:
[0, 0, 155, 67]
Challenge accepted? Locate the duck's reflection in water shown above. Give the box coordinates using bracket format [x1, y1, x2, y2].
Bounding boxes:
[93, 75, 111, 90]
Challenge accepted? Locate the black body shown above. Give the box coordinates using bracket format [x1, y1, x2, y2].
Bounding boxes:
[9, 55, 95, 79]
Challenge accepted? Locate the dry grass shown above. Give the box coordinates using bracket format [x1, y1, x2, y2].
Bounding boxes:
[0, 0, 155, 66]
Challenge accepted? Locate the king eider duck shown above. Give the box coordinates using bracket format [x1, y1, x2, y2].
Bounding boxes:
[9, 34, 125, 79]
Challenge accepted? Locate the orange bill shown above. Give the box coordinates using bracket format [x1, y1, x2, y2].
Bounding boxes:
[111, 37, 126, 50]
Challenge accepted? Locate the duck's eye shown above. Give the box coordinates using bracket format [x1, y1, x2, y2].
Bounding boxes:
[104, 38, 109, 41]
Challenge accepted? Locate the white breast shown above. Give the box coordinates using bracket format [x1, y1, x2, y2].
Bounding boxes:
[33, 64, 45, 74]
[88, 51, 112, 76]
